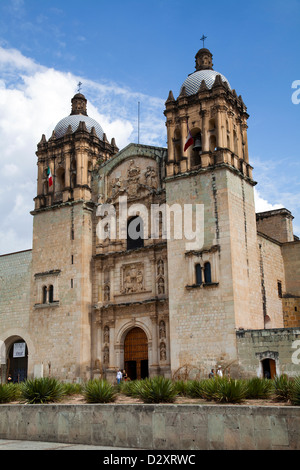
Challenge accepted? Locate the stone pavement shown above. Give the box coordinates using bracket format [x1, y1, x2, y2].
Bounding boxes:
[0, 439, 132, 450]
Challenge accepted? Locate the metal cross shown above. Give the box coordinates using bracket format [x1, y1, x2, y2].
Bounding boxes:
[200, 35, 207, 48]
[77, 81, 82, 93]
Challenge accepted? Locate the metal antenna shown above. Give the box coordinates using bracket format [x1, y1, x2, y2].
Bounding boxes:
[200, 34, 207, 48]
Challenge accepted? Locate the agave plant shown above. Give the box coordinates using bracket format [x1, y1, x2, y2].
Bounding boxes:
[291, 376, 300, 406]
[0, 383, 18, 403]
[21, 377, 66, 404]
[137, 376, 178, 403]
[213, 378, 247, 403]
[245, 377, 273, 399]
[62, 382, 83, 396]
[185, 379, 207, 399]
[83, 379, 116, 403]
[272, 375, 294, 402]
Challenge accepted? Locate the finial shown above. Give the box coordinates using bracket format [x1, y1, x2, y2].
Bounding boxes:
[77, 81, 83, 93]
[200, 34, 207, 48]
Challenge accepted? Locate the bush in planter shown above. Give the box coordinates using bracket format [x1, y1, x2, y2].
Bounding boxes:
[62, 382, 83, 396]
[0, 383, 19, 403]
[245, 377, 273, 399]
[83, 379, 116, 403]
[137, 376, 178, 403]
[21, 377, 66, 404]
[272, 375, 294, 402]
[185, 379, 207, 399]
[291, 376, 300, 406]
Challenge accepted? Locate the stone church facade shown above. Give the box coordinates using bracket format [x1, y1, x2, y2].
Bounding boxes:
[0, 47, 299, 383]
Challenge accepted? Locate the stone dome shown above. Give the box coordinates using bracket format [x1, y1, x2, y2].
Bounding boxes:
[53, 92, 104, 140]
[54, 114, 104, 139]
[180, 69, 231, 96]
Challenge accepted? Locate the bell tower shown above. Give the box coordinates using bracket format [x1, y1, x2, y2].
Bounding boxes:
[29, 94, 118, 381]
[164, 48, 264, 376]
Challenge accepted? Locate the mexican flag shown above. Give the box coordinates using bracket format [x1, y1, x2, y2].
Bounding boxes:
[184, 127, 194, 152]
[47, 166, 53, 187]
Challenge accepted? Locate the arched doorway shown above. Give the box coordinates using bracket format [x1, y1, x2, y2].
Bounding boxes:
[124, 327, 148, 380]
[7, 339, 28, 383]
[262, 358, 276, 379]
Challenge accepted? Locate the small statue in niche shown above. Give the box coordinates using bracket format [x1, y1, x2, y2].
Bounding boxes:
[104, 284, 110, 302]
[103, 346, 109, 364]
[104, 325, 110, 343]
[157, 259, 164, 276]
[159, 320, 166, 339]
[157, 277, 165, 295]
[160, 342, 166, 361]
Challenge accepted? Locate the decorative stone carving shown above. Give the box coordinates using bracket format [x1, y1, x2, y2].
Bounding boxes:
[157, 277, 165, 295]
[103, 346, 109, 364]
[121, 263, 145, 294]
[104, 325, 110, 343]
[127, 160, 141, 197]
[160, 341, 166, 361]
[104, 284, 110, 302]
[159, 320, 166, 339]
[144, 166, 157, 189]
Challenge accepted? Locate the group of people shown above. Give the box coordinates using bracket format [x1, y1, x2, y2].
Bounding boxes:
[208, 366, 224, 379]
[116, 369, 128, 384]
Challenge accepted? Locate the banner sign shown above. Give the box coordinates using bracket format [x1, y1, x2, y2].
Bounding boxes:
[13, 342, 26, 358]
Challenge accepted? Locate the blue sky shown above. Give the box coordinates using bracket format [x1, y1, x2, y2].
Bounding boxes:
[0, 0, 299, 254]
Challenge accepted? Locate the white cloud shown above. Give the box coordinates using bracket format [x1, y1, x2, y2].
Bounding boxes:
[254, 188, 284, 213]
[0, 46, 166, 255]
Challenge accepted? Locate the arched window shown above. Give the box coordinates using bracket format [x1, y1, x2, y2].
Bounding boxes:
[48, 285, 54, 303]
[204, 262, 212, 284]
[195, 264, 202, 286]
[127, 216, 144, 250]
[42, 286, 47, 304]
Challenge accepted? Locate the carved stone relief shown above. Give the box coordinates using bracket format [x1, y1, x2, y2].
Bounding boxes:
[108, 158, 158, 200]
[121, 263, 145, 294]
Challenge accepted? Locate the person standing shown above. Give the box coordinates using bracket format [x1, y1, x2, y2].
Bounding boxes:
[116, 370, 122, 384]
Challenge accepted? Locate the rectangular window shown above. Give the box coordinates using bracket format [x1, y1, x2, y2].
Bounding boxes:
[277, 281, 282, 298]
[71, 279, 73, 289]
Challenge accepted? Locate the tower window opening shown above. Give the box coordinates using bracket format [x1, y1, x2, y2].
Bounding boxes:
[277, 281, 282, 298]
[42, 286, 47, 304]
[204, 262, 212, 284]
[195, 263, 202, 286]
[48, 285, 54, 303]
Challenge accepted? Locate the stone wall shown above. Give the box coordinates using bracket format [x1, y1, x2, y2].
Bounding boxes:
[236, 327, 300, 377]
[0, 250, 32, 372]
[0, 403, 299, 450]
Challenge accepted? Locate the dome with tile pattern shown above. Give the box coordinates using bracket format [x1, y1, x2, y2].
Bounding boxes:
[54, 92, 104, 140]
[54, 114, 104, 139]
[180, 69, 231, 96]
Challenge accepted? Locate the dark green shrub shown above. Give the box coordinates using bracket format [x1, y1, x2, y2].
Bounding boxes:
[185, 380, 207, 398]
[173, 380, 191, 397]
[21, 377, 66, 404]
[245, 377, 273, 399]
[0, 384, 18, 403]
[83, 379, 116, 403]
[119, 379, 143, 397]
[272, 375, 294, 402]
[62, 382, 83, 396]
[213, 378, 247, 403]
[291, 376, 300, 406]
[137, 376, 178, 403]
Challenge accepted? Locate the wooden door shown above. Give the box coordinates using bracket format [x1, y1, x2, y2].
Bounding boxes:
[124, 327, 148, 380]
